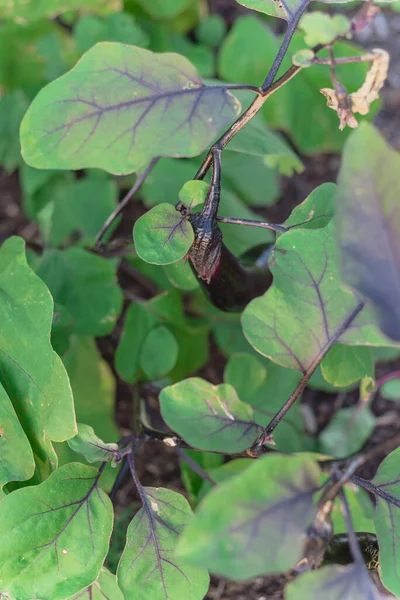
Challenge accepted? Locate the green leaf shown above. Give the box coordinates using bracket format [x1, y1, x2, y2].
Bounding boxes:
[0, 381, 34, 491]
[73, 12, 149, 54]
[292, 48, 315, 67]
[371, 447, 400, 596]
[195, 14, 227, 47]
[134, 203, 194, 265]
[223, 353, 267, 403]
[66, 568, 124, 600]
[0, 463, 113, 600]
[160, 377, 263, 453]
[37, 248, 123, 336]
[242, 223, 398, 375]
[319, 405, 376, 458]
[37, 173, 119, 247]
[0, 0, 122, 21]
[117, 487, 209, 600]
[0, 91, 28, 172]
[233, 0, 303, 21]
[222, 152, 280, 207]
[299, 12, 350, 46]
[177, 454, 320, 578]
[286, 565, 381, 600]
[21, 43, 240, 174]
[180, 450, 223, 505]
[337, 123, 400, 341]
[330, 484, 375, 534]
[67, 423, 118, 464]
[380, 378, 400, 401]
[321, 344, 374, 387]
[163, 260, 199, 291]
[140, 325, 179, 380]
[178, 179, 208, 209]
[0, 237, 76, 480]
[134, 0, 195, 19]
[140, 157, 201, 208]
[284, 183, 336, 230]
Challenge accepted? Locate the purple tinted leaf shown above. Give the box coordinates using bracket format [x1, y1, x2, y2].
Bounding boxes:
[160, 377, 263, 453]
[21, 43, 240, 175]
[337, 123, 400, 341]
[117, 487, 209, 600]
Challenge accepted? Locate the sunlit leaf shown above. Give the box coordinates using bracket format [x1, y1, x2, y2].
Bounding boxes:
[0, 463, 113, 600]
[177, 454, 320, 578]
[321, 344, 374, 387]
[134, 203, 194, 265]
[66, 568, 124, 600]
[284, 183, 336, 230]
[21, 43, 240, 174]
[67, 423, 118, 464]
[299, 12, 350, 46]
[242, 223, 398, 375]
[160, 377, 263, 453]
[117, 487, 209, 600]
[337, 123, 400, 341]
[0, 237, 76, 481]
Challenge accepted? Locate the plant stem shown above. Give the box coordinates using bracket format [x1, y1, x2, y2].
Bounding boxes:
[259, 301, 365, 441]
[339, 488, 367, 567]
[95, 157, 159, 248]
[216, 216, 287, 233]
[175, 448, 216, 485]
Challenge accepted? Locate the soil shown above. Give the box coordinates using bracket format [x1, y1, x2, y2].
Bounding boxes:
[1, 4, 400, 600]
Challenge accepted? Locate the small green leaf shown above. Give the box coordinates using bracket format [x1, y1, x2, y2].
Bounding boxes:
[195, 14, 227, 47]
[66, 568, 124, 600]
[337, 123, 400, 341]
[180, 451, 223, 505]
[292, 48, 315, 67]
[299, 12, 350, 47]
[134, 203, 194, 265]
[284, 183, 336, 230]
[21, 43, 240, 174]
[321, 344, 374, 387]
[319, 405, 376, 458]
[73, 12, 149, 54]
[380, 378, 400, 401]
[330, 484, 375, 534]
[233, 0, 303, 21]
[117, 487, 209, 600]
[140, 325, 179, 380]
[37, 248, 123, 336]
[163, 260, 199, 291]
[177, 454, 320, 578]
[371, 447, 400, 596]
[0, 381, 34, 491]
[0, 463, 113, 600]
[160, 377, 263, 453]
[67, 424, 118, 464]
[286, 565, 381, 600]
[0, 237, 76, 480]
[223, 353, 266, 403]
[0, 91, 28, 172]
[178, 180, 208, 209]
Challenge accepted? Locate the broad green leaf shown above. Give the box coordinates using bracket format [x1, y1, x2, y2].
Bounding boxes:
[242, 223, 398, 375]
[337, 123, 400, 341]
[177, 454, 320, 578]
[0, 463, 113, 600]
[180, 450, 223, 505]
[197, 458, 253, 502]
[380, 378, 400, 401]
[330, 484, 375, 534]
[221, 152, 280, 208]
[66, 568, 124, 600]
[178, 179, 208, 209]
[134, 203, 194, 265]
[284, 183, 336, 230]
[0, 0, 121, 21]
[140, 157, 201, 208]
[67, 423, 118, 464]
[0, 91, 28, 172]
[319, 405, 376, 458]
[73, 12, 149, 54]
[37, 174, 119, 247]
[163, 260, 199, 291]
[0, 381, 34, 490]
[0, 237, 76, 480]
[160, 377, 263, 453]
[233, 0, 302, 21]
[371, 447, 400, 596]
[140, 325, 179, 379]
[321, 344, 374, 387]
[134, 0, 195, 19]
[223, 353, 267, 403]
[117, 487, 209, 600]
[299, 12, 350, 46]
[21, 43, 240, 174]
[56, 336, 119, 491]
[286, 565, 382, 600]
[37, 248, 123, 336]
[195, 14, 227, 47]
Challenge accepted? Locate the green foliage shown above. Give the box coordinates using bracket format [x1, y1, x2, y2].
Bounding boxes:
[319, 404, 376, 458]
[67, 423, 118, 464]
[286, 565, 381, 599]
[67, 568, 124, 600]
[299, 12, 350, 46]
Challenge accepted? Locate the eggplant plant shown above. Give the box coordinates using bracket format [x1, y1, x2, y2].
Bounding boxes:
[0, 0, 400, 599]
